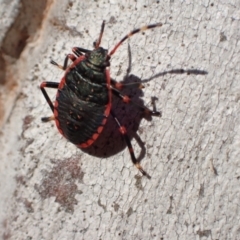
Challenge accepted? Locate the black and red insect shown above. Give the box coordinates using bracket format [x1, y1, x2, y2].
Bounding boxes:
[40, 21, 162, 178]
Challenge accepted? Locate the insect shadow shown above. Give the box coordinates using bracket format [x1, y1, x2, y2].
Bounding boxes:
[81, 44, 208, 164]
[81, 74, 148, 162]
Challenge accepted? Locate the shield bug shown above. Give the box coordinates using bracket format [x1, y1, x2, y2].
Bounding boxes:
[40, 21, 162, 178]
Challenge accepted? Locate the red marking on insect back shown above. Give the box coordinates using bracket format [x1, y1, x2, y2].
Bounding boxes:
[79, 142, 88, 148]
[92, 133, 99, 141]
[53, 99, 59, 117]
[58, 76, 66, 90]
[80, 133, 100, 148]
[54, 109, 58, 117]
[97, 126, 104, 134]
[101, 118, 107, 126]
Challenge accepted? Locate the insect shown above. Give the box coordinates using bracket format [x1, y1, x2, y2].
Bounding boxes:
[40, 21, 162, 178]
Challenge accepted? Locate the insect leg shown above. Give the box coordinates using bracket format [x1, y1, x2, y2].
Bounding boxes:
[110, 79, 144, 90]
[109, 22, 162, 56]
[110, 110, 151, 179]
[40, 81, 59, 121]
[72, 47, 91, 56]
[50, 54, 76, 70]
[111, 87, 161, 116]
[41, 116, 55, 122]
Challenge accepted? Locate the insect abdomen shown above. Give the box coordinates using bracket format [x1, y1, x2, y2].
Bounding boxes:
[55, 69, 110, 146]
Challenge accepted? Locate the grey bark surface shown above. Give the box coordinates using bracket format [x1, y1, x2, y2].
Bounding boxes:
[0, 0, 239, 239]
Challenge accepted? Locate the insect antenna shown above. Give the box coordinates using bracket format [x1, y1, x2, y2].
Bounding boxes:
[108, 22, 163, 57]
[94, 20, 106, 49]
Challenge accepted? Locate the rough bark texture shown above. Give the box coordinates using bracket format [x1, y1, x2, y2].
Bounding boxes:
[0, 0, 239, 239]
